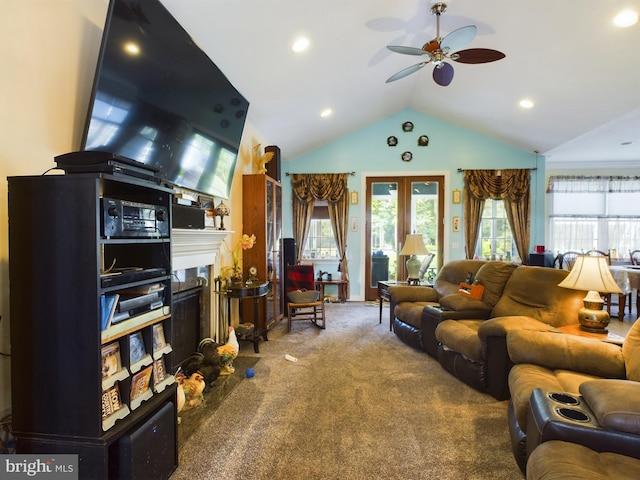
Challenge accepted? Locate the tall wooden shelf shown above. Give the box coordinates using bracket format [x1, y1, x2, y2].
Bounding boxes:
[8, 172, 178, 479]
[242, 174, 283, 330]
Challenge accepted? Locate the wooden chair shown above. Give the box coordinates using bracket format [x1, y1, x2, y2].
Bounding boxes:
[285, 264, 326, 332]
[557, 251, 582, 271]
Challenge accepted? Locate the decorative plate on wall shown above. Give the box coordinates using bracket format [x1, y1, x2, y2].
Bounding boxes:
[401, 151, 413, 162]
[402, 121, 414, 132]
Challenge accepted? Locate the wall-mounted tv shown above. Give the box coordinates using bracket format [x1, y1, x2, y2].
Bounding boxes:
[81, 0, 249, 199]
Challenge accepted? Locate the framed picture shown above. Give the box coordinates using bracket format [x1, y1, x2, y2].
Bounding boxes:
[452, 189, 462, 204]
[350, 191, 359, 205]
[129, 332, 146, 364]
[453, 216, 461, 232]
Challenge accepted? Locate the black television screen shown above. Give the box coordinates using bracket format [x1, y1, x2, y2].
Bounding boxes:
[81, 0, 249, 199]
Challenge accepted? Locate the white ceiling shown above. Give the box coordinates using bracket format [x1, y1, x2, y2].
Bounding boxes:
[162, 0, 640, 168]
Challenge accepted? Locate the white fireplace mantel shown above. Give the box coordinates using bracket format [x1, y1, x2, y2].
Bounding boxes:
[171, 228, 232, 271]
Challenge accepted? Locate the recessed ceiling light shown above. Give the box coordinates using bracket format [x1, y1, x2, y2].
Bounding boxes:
[124, 42, 140, 55]
[519, 99, 535, 109]
[320, 109, 333, 118]
[614, 9, 638, 27]
[292, 37, 310, 53]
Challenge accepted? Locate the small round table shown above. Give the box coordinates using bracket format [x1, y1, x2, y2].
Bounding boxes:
[224, 281, 270, 353]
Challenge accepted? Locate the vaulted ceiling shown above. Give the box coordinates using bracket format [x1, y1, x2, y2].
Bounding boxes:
[162, 0, 640, 168]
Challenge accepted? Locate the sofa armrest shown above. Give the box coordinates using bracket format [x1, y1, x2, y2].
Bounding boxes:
[581, 379, 640, 435]
[506, 329, 626, 379]
[388, 285, 438, 303]
[477, 315, 553, 341]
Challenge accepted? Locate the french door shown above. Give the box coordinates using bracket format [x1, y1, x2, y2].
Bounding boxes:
[364, 176, 444, 301]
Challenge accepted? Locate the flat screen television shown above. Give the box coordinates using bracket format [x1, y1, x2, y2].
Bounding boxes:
[80, 0, 249, 199]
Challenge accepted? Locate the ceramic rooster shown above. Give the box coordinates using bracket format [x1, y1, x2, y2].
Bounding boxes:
[252, 143, 274, 174]
[176, 371, 205, 410]
[218, 326, 239, 375]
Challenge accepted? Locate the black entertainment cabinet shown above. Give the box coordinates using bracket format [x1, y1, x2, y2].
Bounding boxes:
[8, 172, 178, 479]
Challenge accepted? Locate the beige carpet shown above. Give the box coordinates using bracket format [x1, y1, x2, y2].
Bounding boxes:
[170, 302, 523, 479]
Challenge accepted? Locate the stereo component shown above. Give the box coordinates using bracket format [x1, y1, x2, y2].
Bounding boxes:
[101, 198, 169, 238]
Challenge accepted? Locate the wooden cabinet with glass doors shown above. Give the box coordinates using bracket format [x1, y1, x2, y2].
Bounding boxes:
[242, 174, 283, 330]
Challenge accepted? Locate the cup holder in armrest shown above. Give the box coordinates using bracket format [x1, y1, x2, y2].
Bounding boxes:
[548, 392, 580, 406]
[555, 407, 591, 423]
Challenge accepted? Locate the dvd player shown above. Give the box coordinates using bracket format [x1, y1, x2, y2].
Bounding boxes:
[55, 151, 160, 183]
[101, 267, 166, 288]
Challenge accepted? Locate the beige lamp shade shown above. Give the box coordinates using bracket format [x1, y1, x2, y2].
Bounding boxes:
[399, 234, 428, 256]
[557, 255, 622, 294]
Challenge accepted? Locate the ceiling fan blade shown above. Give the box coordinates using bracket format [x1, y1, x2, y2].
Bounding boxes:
[387, 45, 429, 56]
[433, 62, 454, 87]
[453, 48, 506, 64]
[441, 25, 477, 54]
[386, 61, 431, 83]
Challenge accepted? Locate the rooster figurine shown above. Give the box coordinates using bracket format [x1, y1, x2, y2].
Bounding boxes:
[217, 326, 239, 375]
[176, 371, 205, 410]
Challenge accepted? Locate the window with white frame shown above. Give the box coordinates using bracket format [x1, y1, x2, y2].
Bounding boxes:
[303, 201, 339, 260]
[548, 176, 640, 260]
[474, 198, 515, 261]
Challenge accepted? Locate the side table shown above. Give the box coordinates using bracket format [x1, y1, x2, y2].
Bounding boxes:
[315, 279, 348, 303]
[223, 282, 270, 353]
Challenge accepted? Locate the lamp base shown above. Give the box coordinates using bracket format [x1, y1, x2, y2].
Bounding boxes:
[407, 277, 420, 286]
[578, 307, 610, 333]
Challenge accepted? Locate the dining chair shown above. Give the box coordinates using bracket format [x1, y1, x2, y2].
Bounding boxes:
[557, 251, 582, 271]
[586, 249, 628, 318]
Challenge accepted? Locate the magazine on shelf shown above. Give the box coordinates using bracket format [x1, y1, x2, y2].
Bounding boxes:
[129, 332, 146, 364]
[152, 323, 166, 351]
[153, 357, 167, 384]
[100, 293, 119, 330]
[130, 365, 153, 409]
[101, 341, 121, 378]
[101, 383, 123, 418]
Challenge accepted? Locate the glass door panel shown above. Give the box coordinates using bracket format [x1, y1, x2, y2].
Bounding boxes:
[365, 176, 444, 301]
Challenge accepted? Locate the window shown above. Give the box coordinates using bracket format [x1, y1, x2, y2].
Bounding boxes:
[548, 176, 640, 259]
[303, 201, 338, 260]
[474, 199, 514, 261]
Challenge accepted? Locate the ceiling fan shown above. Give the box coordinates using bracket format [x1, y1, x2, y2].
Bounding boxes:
[385, 2, 505, 86]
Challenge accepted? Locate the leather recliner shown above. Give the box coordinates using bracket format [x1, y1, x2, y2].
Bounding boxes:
[390, 260, 515, 354]
[434, 266, 586, 400]
[506, 318, 640, 472]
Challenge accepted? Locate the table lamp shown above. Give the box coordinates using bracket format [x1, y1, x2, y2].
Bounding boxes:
[557, 254, 622, 332]
[215, 201, 230, 230]
[399, 234, 429, 285]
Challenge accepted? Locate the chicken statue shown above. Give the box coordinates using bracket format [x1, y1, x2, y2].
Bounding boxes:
[176, 371, 205, 411]
[217, 326, 239, 375]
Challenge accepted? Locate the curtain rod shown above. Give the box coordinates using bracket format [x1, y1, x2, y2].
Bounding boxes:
[285, 171, 355, 176]
[457, 168, 536, 172]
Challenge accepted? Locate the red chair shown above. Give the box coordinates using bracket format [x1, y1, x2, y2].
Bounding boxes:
[285, 264, 326, 332]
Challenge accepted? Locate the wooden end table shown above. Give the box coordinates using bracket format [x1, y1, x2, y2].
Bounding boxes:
[315, 279, 348, 303]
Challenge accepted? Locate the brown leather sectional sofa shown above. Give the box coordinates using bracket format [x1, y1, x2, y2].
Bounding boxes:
[389, 258, 640, 476]
[390, 259, 586, 400]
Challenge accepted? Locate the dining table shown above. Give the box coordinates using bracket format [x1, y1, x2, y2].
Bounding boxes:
[609, 265, 640, 319]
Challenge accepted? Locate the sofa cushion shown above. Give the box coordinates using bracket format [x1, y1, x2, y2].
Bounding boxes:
[473, 261, 518, 309]
[580, 379, 640, 435]
[526, 440, 640, 480]
[432, 259, 486, 298]
[394, 302, 437, 329]
[438, 293, 492, 312]
[435, 319, 485, 362]
[492, 266, 585, 327]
